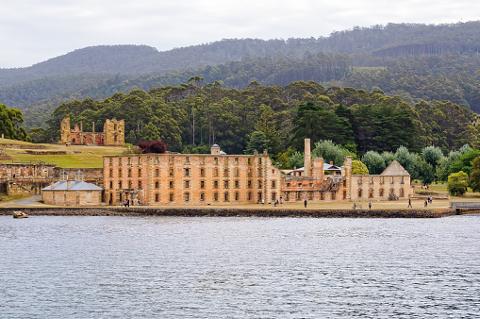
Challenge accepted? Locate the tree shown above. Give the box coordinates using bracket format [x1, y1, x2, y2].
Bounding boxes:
[312, 140, 354, 166]
[448, 171, 469, 196]
[469, 157, 480, 192]
[0, 103, 27, 140]
[421, 146, 444, 168]
[449, 148, 480, 176]
[352, 160, 369, 175]
[288, 151, 304, 169]
[138, 140, 167, 154]
[291, 101, 355, 150]
[436, 150, 461, 181]
[245, 131, 269, 154]
[362, 151, 386, 174]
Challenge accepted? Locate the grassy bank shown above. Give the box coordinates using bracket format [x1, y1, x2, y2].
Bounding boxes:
[0, 138, 127, 168]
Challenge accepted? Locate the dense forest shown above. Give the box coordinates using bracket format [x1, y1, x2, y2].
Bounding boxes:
[38, 81, 479, 157]
[1, 21, 480, 128]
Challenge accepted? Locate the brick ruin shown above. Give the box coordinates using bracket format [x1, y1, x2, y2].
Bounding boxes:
[60, 116, 125, 146]
[0, 163, 103, 196]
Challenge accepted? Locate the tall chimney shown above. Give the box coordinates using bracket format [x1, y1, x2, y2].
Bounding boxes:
[304, 138, 311, 177]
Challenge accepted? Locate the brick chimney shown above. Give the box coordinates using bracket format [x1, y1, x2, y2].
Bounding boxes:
[304, 138, 311, 177]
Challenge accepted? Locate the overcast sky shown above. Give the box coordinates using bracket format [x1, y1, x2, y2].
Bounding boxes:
[1, 0, 478, 68]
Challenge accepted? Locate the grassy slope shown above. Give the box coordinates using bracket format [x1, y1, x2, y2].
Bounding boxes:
[0, 138, 127, 168]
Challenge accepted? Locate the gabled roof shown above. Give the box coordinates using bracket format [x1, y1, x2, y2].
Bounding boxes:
[323, 163, 341, 171]
[42, 180, 103, 191]
[381, 160, 410, 176]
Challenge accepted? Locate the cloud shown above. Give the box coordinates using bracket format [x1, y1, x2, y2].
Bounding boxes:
[0, 0, 479, 68]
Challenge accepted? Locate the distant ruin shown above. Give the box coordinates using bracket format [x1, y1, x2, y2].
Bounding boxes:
[60, 116, 125, 146]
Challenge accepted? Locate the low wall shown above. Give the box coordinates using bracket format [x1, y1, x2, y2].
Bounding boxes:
[0, 207, 456, 218]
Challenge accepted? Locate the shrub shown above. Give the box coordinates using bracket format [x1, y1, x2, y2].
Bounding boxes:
[447, 171, 469, 196]
[352, 160, 369, 175]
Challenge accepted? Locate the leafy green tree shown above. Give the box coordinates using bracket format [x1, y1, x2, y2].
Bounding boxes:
[469, 157, 480, 192]
[0, 103, 27, 140]
[448, 171, 469, 196]
[352, 160, 369, 175]
[350, 100, 421, 153]
[362, 151, 386, 174]
[415, 159, 435, 185]
[381, 151, 395, 166]
[312, 140, 354, 166]
[449, 148, 480, 176]
[421, 146, 444, 168]
[246, 131, 270, 154]
[288, 151, 304, 169]
[436, 150, 461, 181]
[292, 101, 354, 150]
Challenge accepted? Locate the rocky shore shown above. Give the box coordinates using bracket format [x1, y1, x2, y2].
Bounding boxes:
[0, 207, 457, 218]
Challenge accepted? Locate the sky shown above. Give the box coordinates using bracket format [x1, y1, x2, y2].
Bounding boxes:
[1, 0, 479, 68]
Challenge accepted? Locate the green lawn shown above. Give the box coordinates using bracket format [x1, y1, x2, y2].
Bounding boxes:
[0, 139, 128, 168]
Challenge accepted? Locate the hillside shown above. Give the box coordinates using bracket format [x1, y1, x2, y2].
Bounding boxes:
[0, 138, 127, 168]
[1, 21, 480, 127]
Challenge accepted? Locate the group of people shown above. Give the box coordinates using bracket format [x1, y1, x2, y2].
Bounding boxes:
[407, 196, 433, 208]
[424, 196, 433, 207]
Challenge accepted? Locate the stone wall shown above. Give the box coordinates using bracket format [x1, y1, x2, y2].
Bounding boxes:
[350, 175, 412, 201]
[103, 119, 125, 146]
[0, 207, 455, 218]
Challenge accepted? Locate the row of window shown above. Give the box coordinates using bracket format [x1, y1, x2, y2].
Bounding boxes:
[108, 167, 267, 178]
[109, 179, 277, 190]
[357, 176, 405, 185]
[357, 188, 405, 198]
[285, 191, 339, 201]
[108, 156, 263, 166]
[153, 191, 277, 203]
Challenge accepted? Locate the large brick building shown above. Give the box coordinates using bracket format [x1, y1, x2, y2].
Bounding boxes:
[103, 145, 282, 205]
[103, 139, 412, 206]
[60, 116, 125, 146]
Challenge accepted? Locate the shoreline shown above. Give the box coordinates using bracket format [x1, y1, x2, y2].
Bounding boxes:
[0, 207, 458, 218]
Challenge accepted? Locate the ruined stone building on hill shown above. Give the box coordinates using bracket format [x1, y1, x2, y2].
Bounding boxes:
[60, 116, 125, 146]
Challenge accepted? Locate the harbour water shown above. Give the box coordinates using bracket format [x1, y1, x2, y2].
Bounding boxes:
[1, 215, 479, 318]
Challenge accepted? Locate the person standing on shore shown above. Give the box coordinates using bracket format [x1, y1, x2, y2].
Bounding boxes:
[408, 198, 412, 208]
[304, 199, 308, 208]
[368, 201, 372, 210]
[424, 199, 428, 208]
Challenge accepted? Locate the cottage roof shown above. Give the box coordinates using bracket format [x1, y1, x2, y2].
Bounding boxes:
[42, 180, 103, 191]
[380, 160, 410, 176]
[323, 163, 341, 171]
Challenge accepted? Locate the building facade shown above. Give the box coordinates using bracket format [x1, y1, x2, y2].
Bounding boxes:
[60, 116, 125, 146]
[103, 145, 282, 206]
[103, 139, 412, 206]
[42, 180, 103, 206]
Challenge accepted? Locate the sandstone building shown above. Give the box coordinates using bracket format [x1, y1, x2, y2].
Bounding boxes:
[103, 145, 282, 206]
[60, 116, 125, 146]
[42, 180, 103, 206]
[103, 139, 412, 206]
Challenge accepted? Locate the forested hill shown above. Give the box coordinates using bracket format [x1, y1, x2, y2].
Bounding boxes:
[41, 81, 480, 157]
[2, 21, 480, 127]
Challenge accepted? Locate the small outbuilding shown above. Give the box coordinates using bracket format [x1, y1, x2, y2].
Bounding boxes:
[42, 180, 103, 206]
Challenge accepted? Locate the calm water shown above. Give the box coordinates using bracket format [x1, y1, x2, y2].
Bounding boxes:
[0, 216, 479, 318]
